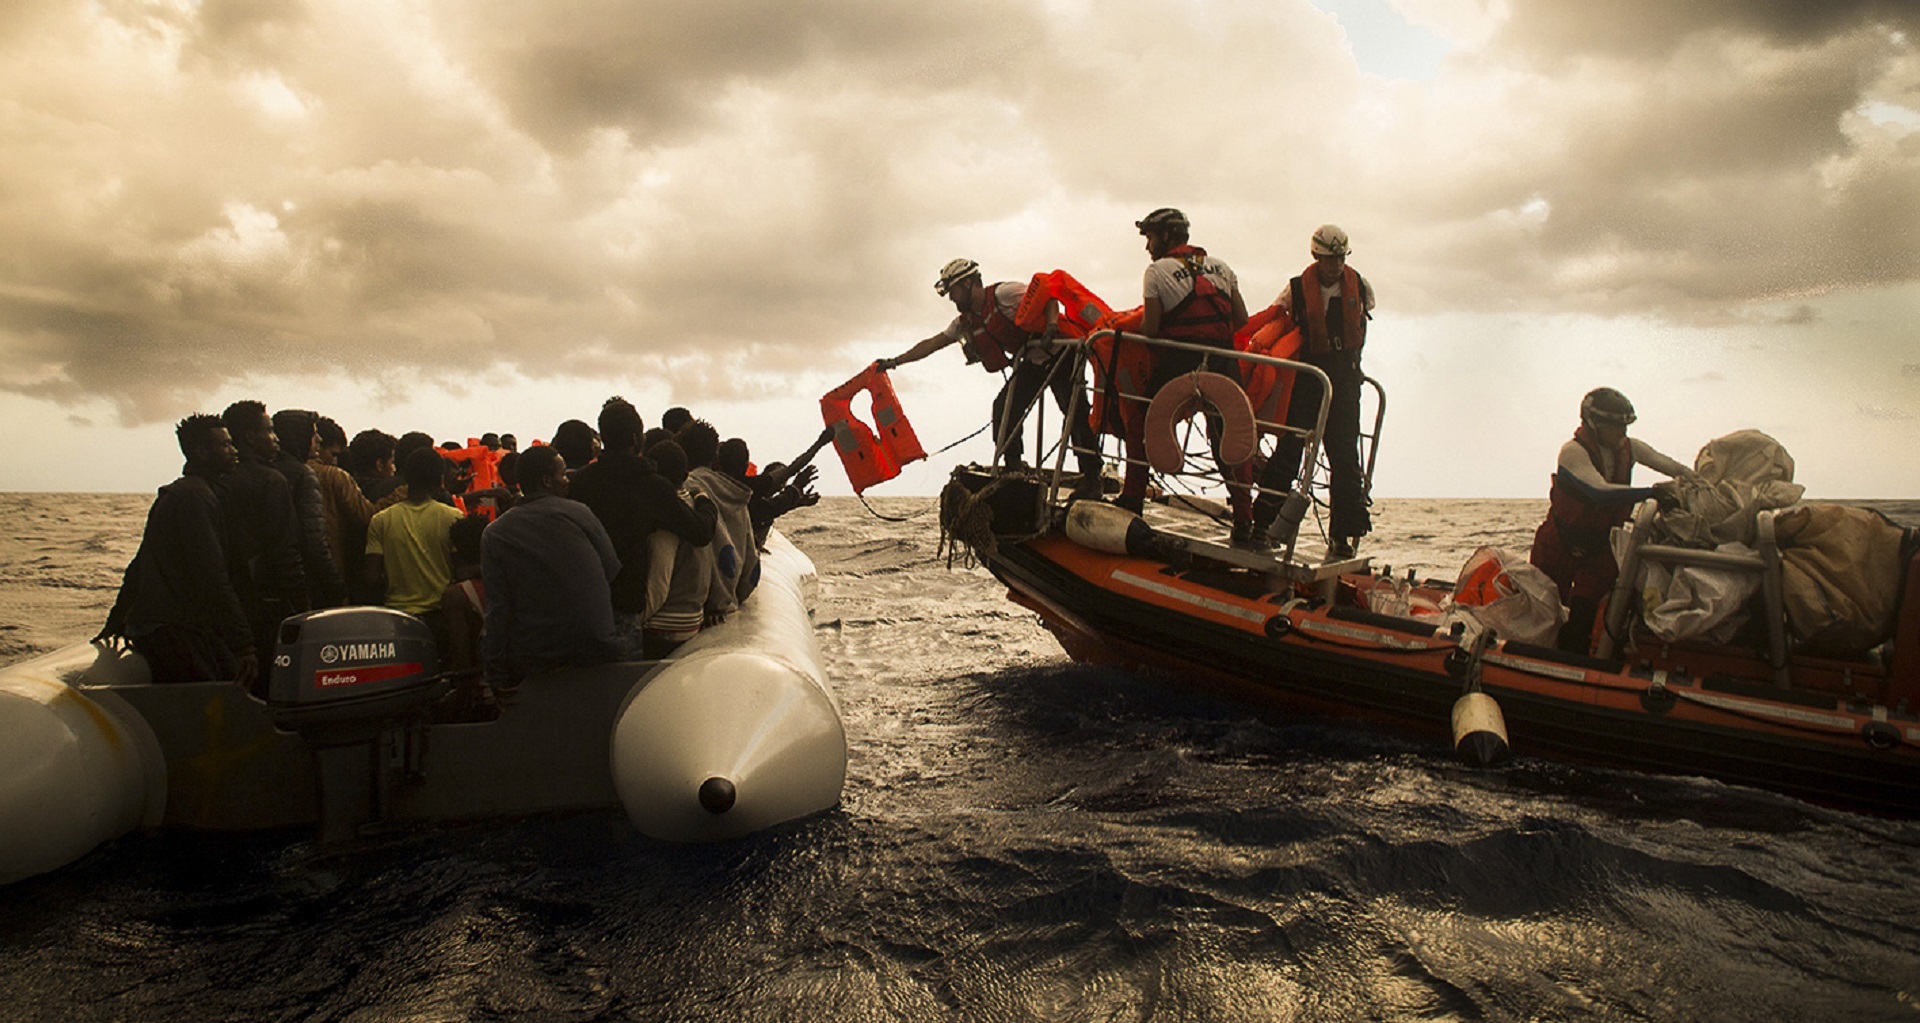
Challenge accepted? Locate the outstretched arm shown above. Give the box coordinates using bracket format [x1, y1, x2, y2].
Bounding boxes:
[879, 331, 955, 371]
[1630, 438, 1696, 481]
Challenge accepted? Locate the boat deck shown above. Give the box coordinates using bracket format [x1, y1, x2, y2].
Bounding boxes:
[1132, 493, 1369, 586]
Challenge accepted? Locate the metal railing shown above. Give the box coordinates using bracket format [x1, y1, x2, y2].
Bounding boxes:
[983, 329, 1386, 559]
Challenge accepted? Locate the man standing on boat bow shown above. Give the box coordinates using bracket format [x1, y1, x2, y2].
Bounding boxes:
[878, 259, 1102, 486]
[1253, 224, 1375, 560]
[1121, 207, 1254, 535]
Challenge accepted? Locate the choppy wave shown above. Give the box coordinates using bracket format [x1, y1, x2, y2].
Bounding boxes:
[3, 494, 1919, 1021]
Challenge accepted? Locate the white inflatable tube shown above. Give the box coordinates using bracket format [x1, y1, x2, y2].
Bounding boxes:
[0, 644, 165, 884]
[610, 531, 845, 841]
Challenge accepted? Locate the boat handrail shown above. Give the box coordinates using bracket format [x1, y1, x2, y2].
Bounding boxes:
[995, 330, 1338, 514]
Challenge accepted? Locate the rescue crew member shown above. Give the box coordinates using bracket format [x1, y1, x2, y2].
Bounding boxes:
[1254, 225, 1375, 559]
[1529, 387, 1697, 652]
[878, 259, 1102, 486]
[1121, 208, 1253, 533]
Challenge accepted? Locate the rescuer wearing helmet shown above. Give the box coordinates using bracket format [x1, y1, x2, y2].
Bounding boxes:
[1530, 386, 1698, 652]
[1122, 207, 1255, 531]
[878, 258, 1102, 483]
[1253, 225, 1376, 559]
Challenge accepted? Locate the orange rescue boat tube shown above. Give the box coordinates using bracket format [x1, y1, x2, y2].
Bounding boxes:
[821, 364, 928, 494]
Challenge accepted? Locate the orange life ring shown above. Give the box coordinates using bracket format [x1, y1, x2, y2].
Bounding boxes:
[1143, 371, 1258, 475]
[820, 364, 928, 494]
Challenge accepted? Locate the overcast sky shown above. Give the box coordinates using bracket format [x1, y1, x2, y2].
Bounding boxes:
[2, 0, 1915, 497]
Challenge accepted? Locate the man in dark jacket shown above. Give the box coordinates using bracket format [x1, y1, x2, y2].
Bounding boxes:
[219, 400, 307, 657]
[98, 415, 257, 686]
[482, 446, 623, 686]
[569, 396, 718, 658]
[270, 408, 347, 609]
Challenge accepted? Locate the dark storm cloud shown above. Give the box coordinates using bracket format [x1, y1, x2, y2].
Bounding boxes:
[434, 0, 1041, 149]
[0, 0, 1914, 425]
[1490, 0, 1920, 62]
[1370, 5, 1920, 318]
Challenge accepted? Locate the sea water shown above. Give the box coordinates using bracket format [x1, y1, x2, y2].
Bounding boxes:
[3, 493, 1919, 1022]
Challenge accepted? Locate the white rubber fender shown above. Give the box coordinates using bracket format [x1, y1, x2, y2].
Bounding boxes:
[1451, 690, 1512, 768]
[1143, 371, 1259, 474]
[0, 643, 166, 884]
[610, 531, 845, 841]
[1065, 500, 1151, 556]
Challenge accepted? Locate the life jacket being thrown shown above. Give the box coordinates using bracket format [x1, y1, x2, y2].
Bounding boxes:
[820, 364, 928, 494]
[1234, 304, 1301, 434]
[1292, 264, 1368, 356]
[1014, 270, 1113, 339]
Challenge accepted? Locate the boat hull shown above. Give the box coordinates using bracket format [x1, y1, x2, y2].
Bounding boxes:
[983, 530, 1920, 817]
[0, 532, 842, 883]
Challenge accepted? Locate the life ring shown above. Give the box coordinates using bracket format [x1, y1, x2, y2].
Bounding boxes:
[1143, 371, 1258, 475]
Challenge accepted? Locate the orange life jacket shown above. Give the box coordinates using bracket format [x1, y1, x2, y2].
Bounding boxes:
[820, 364, 927, 494]
[1545, 425, 1635, 548]
[956, 282, 1029, 374]
[1087, 307, 1154, 438]
[1014, 270, 1113, 339]
[441, 440, 505, 520]
[1233, 304, 1302, 434]
[1157, 246, 1236, 346]
[1293, 264, 1368, 355]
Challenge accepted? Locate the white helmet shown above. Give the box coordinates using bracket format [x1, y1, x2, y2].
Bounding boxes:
[935, 258, 980, 296]
[1310, 224, 1350, 257]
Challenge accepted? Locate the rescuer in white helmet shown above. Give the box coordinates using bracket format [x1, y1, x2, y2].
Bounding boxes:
[878, 258, 1102, 483]
[1254, 224, 1376, 559]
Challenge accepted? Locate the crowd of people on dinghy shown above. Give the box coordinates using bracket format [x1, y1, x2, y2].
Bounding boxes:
[96, 398, 829, 704]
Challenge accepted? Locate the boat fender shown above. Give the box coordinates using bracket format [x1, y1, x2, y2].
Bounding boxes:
[1143, 372, 1258, 474]
[1064, 500, 1156, 556]
[1864, 721, 1901, 750]
[1451, 691, 1511, 768]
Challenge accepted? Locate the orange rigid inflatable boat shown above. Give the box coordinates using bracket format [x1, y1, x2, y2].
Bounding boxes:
[946, 469, 1920, 816]
[934, 322, 1920, 817]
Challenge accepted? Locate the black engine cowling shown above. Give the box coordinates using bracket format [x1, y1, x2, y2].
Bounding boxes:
[267, 607, 446, 736]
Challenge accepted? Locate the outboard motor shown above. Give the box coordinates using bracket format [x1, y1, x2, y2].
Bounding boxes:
[267, 608, 449, 842]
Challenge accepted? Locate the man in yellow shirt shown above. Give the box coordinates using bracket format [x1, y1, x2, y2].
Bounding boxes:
[365, 448, 466, 645]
